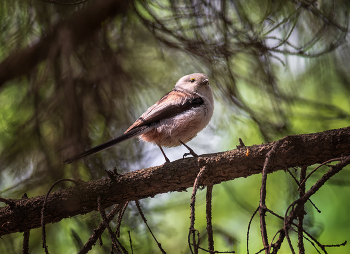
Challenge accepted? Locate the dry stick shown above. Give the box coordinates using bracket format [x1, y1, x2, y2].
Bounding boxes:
[116, 201, 129, 238]
[238, 138, 245, 147]
[298, 166, 307, 254]
[292, 231, 321, 254]
[259, 138, 287, 253]
[298, 157, 343, 190]
[285, 203, 299, 254]
[41, 179, 79, 254]
[256, 247, 269, 254]
[284, 166, 321, 213]
[288, 226, 323, 254]
[247, 207, 259, 254]
[22, 193, 30, 254]
[97, 197, 120, 254]
[0, 197, 16, 206]
[206, 185, 214, 254]
[266, 207, 325, 254]
[323, 241, 347, 248]
[135, 200, 166, 254]
[97, 197, 127, 254]
[196, 245, 235, 253]
[23, 229, 30, 254]
[128, 231, 133, 254]
[271, 230, 285, 254]
[79, 203, 125, 254]
[188, 166, 208, 254]
[265, 207, 323, 254]
[284, 156, 350, 254]
[98, 236, 103, 247]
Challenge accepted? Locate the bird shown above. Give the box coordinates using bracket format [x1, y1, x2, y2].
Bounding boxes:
[64, 73, 214, 164]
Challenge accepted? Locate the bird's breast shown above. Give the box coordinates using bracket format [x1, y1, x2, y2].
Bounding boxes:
[140, 104, 213, 147]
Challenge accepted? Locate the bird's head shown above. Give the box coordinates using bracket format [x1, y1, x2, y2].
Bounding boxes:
[175, 73, 212, 99]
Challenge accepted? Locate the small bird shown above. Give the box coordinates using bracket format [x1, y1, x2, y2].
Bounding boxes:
[64, 73, 214, 164]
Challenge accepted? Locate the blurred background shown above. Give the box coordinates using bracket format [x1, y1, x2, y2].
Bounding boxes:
[1, 0, 350, 253]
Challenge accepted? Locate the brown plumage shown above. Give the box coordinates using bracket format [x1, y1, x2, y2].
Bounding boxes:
[64, 73, 214, 164]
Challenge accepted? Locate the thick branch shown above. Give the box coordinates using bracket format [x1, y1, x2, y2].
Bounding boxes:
[1, 126, 350, 236]
[0, 0, 129, 87]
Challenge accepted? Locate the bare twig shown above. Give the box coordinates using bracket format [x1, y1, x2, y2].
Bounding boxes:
[206, 185, 214, 254]
[22, 229, 30, 254]
[41, 179, 79, 254]
[189, 166, 208, 254]
[298, 166, 307, 254]
[247, 207, 259, 254]
[323, 241, 347, 247]
[0, 197, 16, 206]
[259, 137, 288, 253]
[79, 203, 125, 254]
[135, 200, 165, 254]
[128, 231, 133, 254]
[196, 245, 235, 253]
[97, 197, 127, 254]
[284, 156, 350, 253]
[116, 201, 129, 238]
[238, 138, 245, 147]
[279, 160, 321, 213]
[299, 157, 343, 190]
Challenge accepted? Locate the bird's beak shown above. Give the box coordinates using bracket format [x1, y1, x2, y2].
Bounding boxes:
[201, 79, 209, 86]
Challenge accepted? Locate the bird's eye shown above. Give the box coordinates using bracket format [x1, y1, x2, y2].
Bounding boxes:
[190, 78, 195, 83]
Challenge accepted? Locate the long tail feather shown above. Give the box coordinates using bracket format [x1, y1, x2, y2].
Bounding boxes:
[64, 126, 152, 164]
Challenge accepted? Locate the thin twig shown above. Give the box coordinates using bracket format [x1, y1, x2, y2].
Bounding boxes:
[271, 229, 285, 254]
[298, 166, 307, 254]
[196, 245, 235, 253]
[79, 203, 125, 254]
[283, 156, 350, 254]
[247, 207, 259, 254]
[323, 241, 347, 247]
[265, 207, 322, 254]
[188, 166, 208, 254]
[284, 202, 296, 254]
[22, 229, 30, 254]
[299, 157, 343, 190]
[135, 200, 166, 253]
[41, 179, 79, 254]
[277, 158, 321, 213]
[259, 137, 287, 252]
[0, 197, 16, 206]
[128, 231, 133, 254]
[97, 197, 127, 254]
[116, 201, 129, 238]
[206, 185, 214, 253]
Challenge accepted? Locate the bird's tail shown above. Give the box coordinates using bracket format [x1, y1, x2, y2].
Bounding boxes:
[64, 126, 152, 164]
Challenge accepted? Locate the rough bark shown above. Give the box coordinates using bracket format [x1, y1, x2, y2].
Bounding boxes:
[1, 126, 350, 236]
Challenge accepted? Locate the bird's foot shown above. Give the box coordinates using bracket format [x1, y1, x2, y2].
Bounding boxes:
[180, 140, 198, 158]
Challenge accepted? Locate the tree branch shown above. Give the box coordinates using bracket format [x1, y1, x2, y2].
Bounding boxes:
[1, 126, 350, 236]
[0, 0, 129, 87]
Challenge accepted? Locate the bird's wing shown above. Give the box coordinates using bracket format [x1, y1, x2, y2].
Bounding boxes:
[125, 89, 204, 133]
[64, 89, 203, 164]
